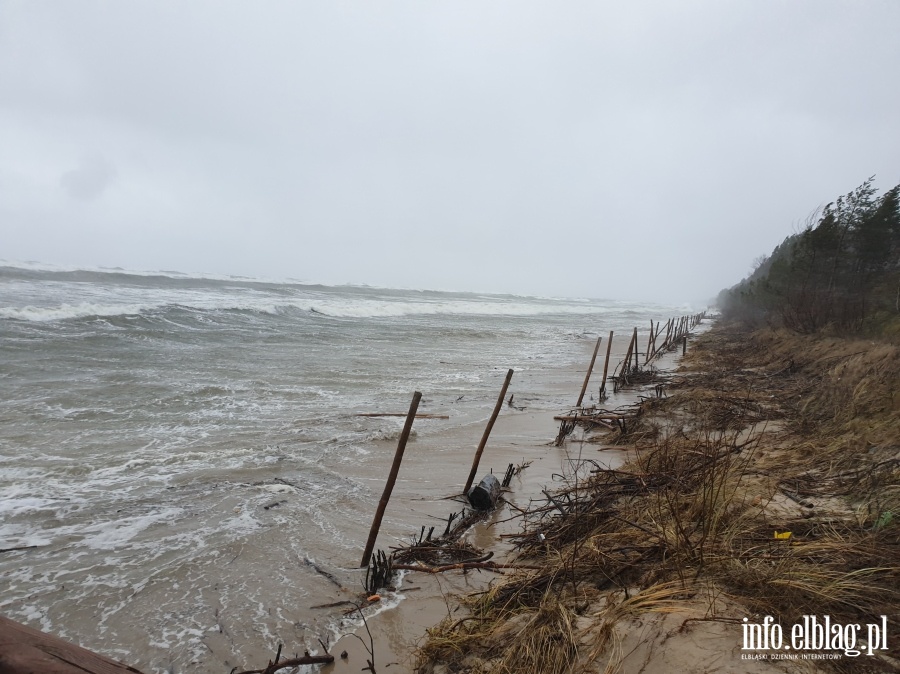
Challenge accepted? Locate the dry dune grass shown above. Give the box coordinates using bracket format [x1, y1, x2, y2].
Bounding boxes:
[415, 323, 900, 674]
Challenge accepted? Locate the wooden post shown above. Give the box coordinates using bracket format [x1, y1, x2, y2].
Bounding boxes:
[576, 335, 603, 407]
[682, 335, 687, 356]
[621, 329, 636, 377]
[648, 319, 663, 362]
[632, 327, 639, 371]
[599, 330, 613, 397]
[644, 321, 654, 365]
[360, 390, 421, 567]
[463, 369, 514, 495]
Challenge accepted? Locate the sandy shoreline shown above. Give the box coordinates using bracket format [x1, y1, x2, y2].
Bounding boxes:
[314, 327, 700, 674]
[400, 321, 899, 674]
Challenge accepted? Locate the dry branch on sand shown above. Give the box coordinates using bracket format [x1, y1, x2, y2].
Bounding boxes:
[235, 643, 334, 674]
[416, 323, 900, 674]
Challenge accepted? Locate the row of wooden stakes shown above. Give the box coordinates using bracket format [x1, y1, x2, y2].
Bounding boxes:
[358, 311, 706, 568]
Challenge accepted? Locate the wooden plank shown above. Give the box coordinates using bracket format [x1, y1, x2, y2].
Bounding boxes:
[354, 413, 449, 419]
[0, 615, 145, 674]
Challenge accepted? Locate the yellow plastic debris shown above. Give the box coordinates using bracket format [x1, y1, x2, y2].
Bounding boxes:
[774, 531, 792, 540]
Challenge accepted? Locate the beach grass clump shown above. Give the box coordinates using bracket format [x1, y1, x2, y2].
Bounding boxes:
[488, 595, 579, 674]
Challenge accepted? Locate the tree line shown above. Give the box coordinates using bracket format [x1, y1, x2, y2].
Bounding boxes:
[718, 177, 900, 337]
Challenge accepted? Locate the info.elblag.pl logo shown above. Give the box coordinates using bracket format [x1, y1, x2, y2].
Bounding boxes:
[741, 615, 889, 660]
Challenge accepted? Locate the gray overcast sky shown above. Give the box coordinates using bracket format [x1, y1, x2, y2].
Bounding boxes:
[2, 1, 898, 304]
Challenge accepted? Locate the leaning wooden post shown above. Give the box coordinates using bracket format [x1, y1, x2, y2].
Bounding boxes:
[599, 330, 613, 397]
[663, 318, 673, 349]
[463, 368, 514, 495]
[619, 328, 637, 382]
[621, 329, 636, 378]
[649, 320, 661, 362]
[644, 321, 654, 365]
[360, 390, 421, 567]
[576, 335, 603, 407]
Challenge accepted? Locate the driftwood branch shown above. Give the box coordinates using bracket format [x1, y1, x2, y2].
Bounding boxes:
[392, 554, 542, 574]
[234, 654, 334, 674]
